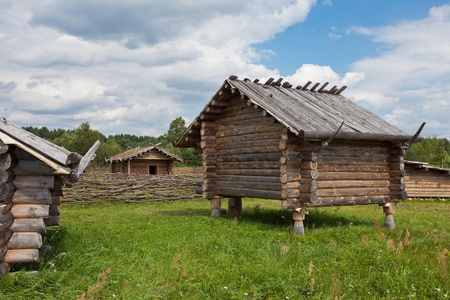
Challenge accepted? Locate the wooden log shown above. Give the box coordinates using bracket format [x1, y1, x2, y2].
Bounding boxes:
[281, 188, 300, 199]
[279, 155, 300, 165]
[218, 181, 281, 191]
[216, 187, 281, 199]
[390, 190, 408, 200]
[0, 182, 16, 202]
[228, 197, 242, 215]
[0, 153, 18, 171]
[0, 212, 13, 232]
[299, 161, 318, 170]
[283, 181, 300, 189]
[217, 131, 281, 144]
[0, 229, 12, 246]
[0, 245, 7, 259]
[12, 189, 52, 205]
[216, 152, 280, 163]
[218, 161, 280, 170]
[0, 170, 15, 183]
[317, 180, 389, 189]
[280, 172, 301, 184]
[51, 196, 61, 205]
[318, 164, 389, 173]
[44, 216, 60, 227]
[299, 194, 318, 203]
[216, 169, 280, 177]
[280, 164, 300, 173]
[306, 195, 389, 207]
[11, 204, 49, 219]
[13, 175, 55, 189]
[0, 203, 12, 215]
[317, 187, 390, 197]
[390, 183, 406, 191]
[300, 170, 318, 180]
[7, 232, 42, 249]
[318, 156, 388, 165]
[11, 218, 46, 234]
[13, 159, 55, 175]
[217, 145, 280, 156]
[0, 140, 11, 155]
[216, 175, 280, 183]
[318, 172, 390, 181]
[4, 249, 40, 263]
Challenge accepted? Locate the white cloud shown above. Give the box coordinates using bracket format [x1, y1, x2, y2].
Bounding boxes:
[0, 0, 316, 136]
[345, 4, 450, 138]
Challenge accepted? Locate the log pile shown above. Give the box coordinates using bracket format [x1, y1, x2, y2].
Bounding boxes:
[62, 173, 202, 203]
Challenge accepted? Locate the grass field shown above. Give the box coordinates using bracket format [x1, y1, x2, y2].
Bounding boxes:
[0, 198, 448, 299]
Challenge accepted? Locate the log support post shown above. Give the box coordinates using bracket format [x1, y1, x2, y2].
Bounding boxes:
[227, 197, 242, 215]
[292, 207, 307, 235]
[210, 196, 222, 218]
[382, 203, 395, 230]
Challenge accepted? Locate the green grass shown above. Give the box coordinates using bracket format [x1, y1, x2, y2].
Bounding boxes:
[0, 199, 449, 299]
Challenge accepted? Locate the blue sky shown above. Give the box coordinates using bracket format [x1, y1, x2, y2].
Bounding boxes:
[0, 0, 449, 139]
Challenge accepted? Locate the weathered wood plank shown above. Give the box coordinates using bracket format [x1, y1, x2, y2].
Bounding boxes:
[7, 232, 42, 249]
[4, 249, 40, 263]
[12, 189, 52, 205]
[11, 204, 49, 219]
[13, 175, 55, 189]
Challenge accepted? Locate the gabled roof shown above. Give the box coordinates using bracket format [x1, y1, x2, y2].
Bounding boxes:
[177, 76, 420, 148]
[0, 117, 100, 186]
[106, 143, 183, 163]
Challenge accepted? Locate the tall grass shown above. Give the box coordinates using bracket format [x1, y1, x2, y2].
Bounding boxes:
[0, 198, 448, 299]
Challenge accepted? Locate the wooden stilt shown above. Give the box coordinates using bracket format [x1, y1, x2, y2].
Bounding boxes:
[382, 203, 395, 230]
[210, 196, 222, 218]
[227, 197, 242, 215]
[292, 207, 307, 235]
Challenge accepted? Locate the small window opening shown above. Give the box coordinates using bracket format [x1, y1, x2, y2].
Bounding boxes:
[149, 165, 157, 175]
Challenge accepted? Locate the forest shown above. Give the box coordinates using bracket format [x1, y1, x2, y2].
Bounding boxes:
[22, 117, 202, 167]
[23, 118, 450, 169]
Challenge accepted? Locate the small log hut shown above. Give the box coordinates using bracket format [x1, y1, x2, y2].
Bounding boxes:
[0, 117, 100, 277]
[177, 76, 425, 235]
[405, 161, 450, 198]
[106, 143, 182, 175]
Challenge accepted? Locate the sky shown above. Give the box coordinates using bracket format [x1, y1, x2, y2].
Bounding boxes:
[1, 0, 449, 139]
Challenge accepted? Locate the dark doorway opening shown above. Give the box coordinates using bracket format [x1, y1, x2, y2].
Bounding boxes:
[149, 165, 157, 175]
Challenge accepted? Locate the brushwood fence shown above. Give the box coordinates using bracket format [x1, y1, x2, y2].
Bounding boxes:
[62, 173, 202, 204]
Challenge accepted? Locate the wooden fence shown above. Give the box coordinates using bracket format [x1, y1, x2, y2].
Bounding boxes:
[62, 173, 202, 204]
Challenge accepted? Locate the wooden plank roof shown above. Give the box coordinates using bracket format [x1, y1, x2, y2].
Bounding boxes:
[177, 76, 419, 148]
[0, 117, 100, 186]
[106, 143, 183, 163]
[405, 160, 450, 174]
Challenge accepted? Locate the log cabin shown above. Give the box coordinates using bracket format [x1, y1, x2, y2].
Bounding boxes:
[0, 117, 100, 277]
[177, 76, 425, 235]
[405, 161, 450, 199]
[106, 143, 183, 175]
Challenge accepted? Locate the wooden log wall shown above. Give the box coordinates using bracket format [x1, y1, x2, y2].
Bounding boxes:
[201, 121, 217, 199]
[405, 164, 450, 198]
[4, 148, 56, 267]
[389, 145, 408, 202]
[280, 128, 301, 209]
[0, 141, 16, 276]
[215, 96, 284, 199]
[307, 140, 392, 207]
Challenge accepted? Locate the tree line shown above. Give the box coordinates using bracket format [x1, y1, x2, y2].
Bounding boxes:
[23, 119, 450, 169]
[22, 117, 202, 167]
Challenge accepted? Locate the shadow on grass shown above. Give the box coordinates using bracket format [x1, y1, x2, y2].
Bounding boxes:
[158, 204, 372, 231]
